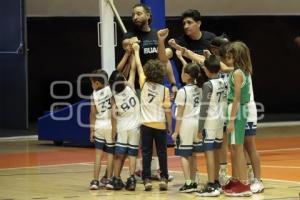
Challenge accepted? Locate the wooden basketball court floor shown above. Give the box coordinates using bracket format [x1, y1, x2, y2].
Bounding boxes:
[0, 125, 299, 200]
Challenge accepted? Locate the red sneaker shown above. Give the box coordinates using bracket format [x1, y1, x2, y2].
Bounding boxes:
[222, 178, 239, 191]
[224, 181, 252, 197]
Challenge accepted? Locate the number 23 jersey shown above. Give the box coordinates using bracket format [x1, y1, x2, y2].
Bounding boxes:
[93, 86, 112, 129]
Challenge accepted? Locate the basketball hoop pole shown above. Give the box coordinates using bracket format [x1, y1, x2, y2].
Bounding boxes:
[98, 0, 116, 76]
[106, 0, 127, 34]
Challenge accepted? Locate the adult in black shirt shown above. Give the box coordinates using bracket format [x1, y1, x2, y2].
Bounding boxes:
[163, 9, 216, 84]
[122, 3, 177, 90]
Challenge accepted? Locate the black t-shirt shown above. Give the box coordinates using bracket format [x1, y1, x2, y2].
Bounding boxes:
[172, 31, 216, 84]
[123, 28, 159, 88]
[123, 28, 158, 66]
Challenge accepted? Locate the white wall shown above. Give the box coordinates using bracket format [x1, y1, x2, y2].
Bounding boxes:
[26, 0, 300, 17]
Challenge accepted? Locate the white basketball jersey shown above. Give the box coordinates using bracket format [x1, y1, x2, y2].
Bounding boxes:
[175, 84, 202, 119]
[204, 78, 226, 129]
[141, 82, 166, 123]
[247, 77, 257, 123]
[113, 86, 140, 131]
[219, 72, 229, 119]
[92, 86, 112, 129]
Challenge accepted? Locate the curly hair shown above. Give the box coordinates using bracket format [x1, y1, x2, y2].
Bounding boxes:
[143, 59, 166, 84]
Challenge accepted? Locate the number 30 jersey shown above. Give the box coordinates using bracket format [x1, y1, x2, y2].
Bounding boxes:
[93, 86, 112, 129]
[175, 84, 202, 119]
[140, 82, 168, 124]
[113, 86, 140, 131]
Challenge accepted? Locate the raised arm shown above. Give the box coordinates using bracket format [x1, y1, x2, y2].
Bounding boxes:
[132, 43, 146, 88]
[157, 28, 170, 63]
[117, 39, 132, 72]
[127, 55, 136, 89]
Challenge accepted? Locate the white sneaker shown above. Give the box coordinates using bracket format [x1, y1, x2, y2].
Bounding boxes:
[218, 168, 230, 186]
[247, 166, 255, 183]
[250, 178, 264, 193]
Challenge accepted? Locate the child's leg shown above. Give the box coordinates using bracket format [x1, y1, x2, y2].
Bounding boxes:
[205, 150, 216, 183]
[94, 149, 104, 180]
[218, 131, 228, 166]
[128, 156, 137, 175]
[244, 136, 261, 180]
[214, 150, 220, 181]
[141, 125, 154, 180]
[106, 153, 114, 178]
[113, 154, 125, 177]
[181, 156, 191, 181]
[232, 144, 247, 182]
[190, 153, 198, 182]
[153, 129, 168, 179]
[128, 127, 140, 176]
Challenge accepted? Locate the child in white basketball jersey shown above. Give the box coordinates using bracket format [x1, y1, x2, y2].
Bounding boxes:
[196, 55, 226, 197]
[133, 42, 172, 191]
[89, 69, 115, 190]
[108, 67, 140, 191]
[172, 59, 203, 193]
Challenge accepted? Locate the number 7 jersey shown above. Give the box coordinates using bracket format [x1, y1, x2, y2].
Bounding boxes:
[140, 82, 169, 123]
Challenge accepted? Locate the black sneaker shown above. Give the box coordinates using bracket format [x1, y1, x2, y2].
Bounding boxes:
[159, 177, 168, 191]
[214, 180, 223, 193]
[125, 175, 136, 191]
[105, 177, 114, 190]
[196, 183, 220, 197]
[113, 177, 124, 190]
[191, 182, 198, 191]
[143, 178, 152, 191]
[179, 183, 194, 193]
[89, 179, 99, 190]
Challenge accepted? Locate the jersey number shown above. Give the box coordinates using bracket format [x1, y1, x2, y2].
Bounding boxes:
[193, 96, 200, 107]
[120, 97, 136, 112]
[148, 93, 156, 103]
[100, 99, 111, 113]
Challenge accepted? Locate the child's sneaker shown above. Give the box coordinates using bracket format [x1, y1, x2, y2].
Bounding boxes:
[191, 182, 198, 192]
[218, 167, 230, 186]
[125, 175, 137, 191]
[105, 177, 114, 190]
[247, 165, 255, 183]
[224, 181, 252, 197]
[152, 169, 174, 182]
[179, 183, 194, 193]
[222, 178, 238, 191]
[159, 177, 168, 191]
[214, 180, 223, 193]
[134, 170, 143, 183]
[196, 183, 220, 197]
[250, 178, 264, 193]
[99, 176, 108, 187]
[144, 178, 152, 191]
[89, 180, 100, 190]
[113, 177, 124, 190]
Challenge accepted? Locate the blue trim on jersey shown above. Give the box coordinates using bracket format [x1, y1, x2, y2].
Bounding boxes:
[193, 142, 203, 152]
[104, 144, 115, 154]
[245, 122, 257, 136]
[94, 140, 105, 150]
[115, 145, 139, 156]
[175, 148, 193, 157]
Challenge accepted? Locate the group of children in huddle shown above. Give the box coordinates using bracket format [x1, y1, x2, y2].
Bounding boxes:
[88, 28, 264, 197]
